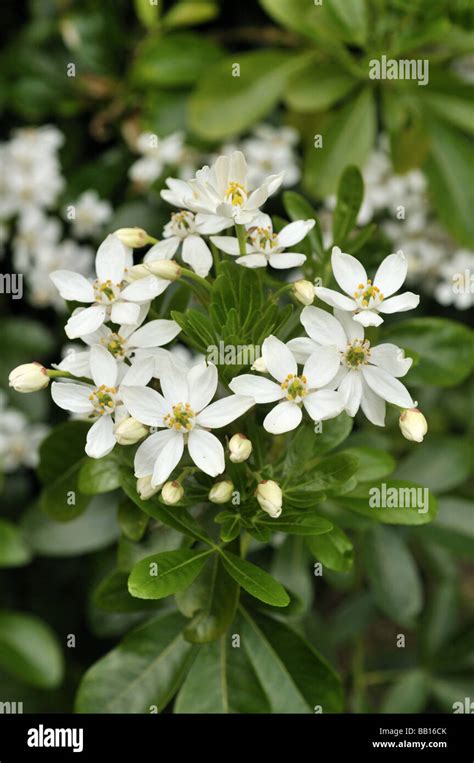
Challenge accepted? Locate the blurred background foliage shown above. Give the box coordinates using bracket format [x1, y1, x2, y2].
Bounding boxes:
[0, 0, 473, 714]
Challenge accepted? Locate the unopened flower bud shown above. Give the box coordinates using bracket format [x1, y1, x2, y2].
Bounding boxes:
[209, 480, 234, 504]
[229, 433, 253, 463]
[292, 279, 315, 306]
[126, 264, 152, 281]
[146, 259, 182, 280]
[113, 227, 151, 248]
[399, 408, 428, 443]
[255, 480, 282, 518]
[9, 362, 49, 393]
[251, 356, 267, 373]
[137, 475, 160, 500]
[115, 416, 148, 445]
[161, 480, 184, 505]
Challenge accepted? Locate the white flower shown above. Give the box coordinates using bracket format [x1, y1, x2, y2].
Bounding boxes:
[211, 212, 313, 269]
[144, 210, 221, 277]
[0, 406, 48, 472]
[67, 190, 112, 238]
[50, 345, 153, 458]
[13, 208, 61, 271]
[129, 132, 184, 186]
[434, 249, 474, 310]
[50, 234, 169, 338]
[399, 408, 428, 443]
[288, 307, 415, 426]
[209, 480, 234, 504]
[9, 363, 50, 393]
[121, 361, 254, 486]
[315, 247, 419, 327]
[161, 150, 284, 227]
[228, 433, 252, 463]
[161, 480, 184, 505]
[114, 417, 149, 445]
[241, 124, 301, 188]
[229, 336, 343, 434]
[292, 279, 315, 305]
[255, 480, 283, 519]
[137, 475, 160, 500]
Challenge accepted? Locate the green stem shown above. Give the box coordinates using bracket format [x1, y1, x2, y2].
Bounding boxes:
[180, 267, 212, 292]
[46, 369, 93, 385]
[146, 235, 159, 245]
[235, 224, 247, 255]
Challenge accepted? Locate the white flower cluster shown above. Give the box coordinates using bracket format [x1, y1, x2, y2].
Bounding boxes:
[0, 126, 112, 309]
[0, 393, 48, 473]
[9, 150, 423, 508]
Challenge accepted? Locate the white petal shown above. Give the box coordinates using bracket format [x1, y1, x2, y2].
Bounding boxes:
[196, 214, 233, 234]
[86, 415, 116, 459]
[286, 337, 320, 364]
[49, 271, 94, 302]
[160, 361, 189, 405]
[230, 150, 247, 186]
[120, 276, 163, 302]
[373, 252, 407, 297]
[300, 306, 347, 351]
[303, 345, 341, 388]
[144, 238, 179, 262]
[262, 335, 297, 382]
[187, 429, 224, 477]
[353, 310, 384, 327]
[56, 350, 91, 377]
[209, 236, 241, 255]
[338, 370, 363, 416]
[182, 235, 213, 277]
[378, 292, 420, 314]
[331, 247, 367, 295]
[65, 305, 107, 339]
[263, 401, 302, 434]
[51, 382, 94, 413]
[129, 319, 181, 348]
[135, 429, 177, 478]
[360, 382, 386, 426]
[246, 184, 269, 211]
[277, 219, 315, 248]
[303, 389, 344, 422]
[187, 362, 218, 411]
[90, 344, 118, 388]
[95, 235, 126, 284]
[151, 430, 184, 486]
[370, 344, 413, 377]
[266, 172, 285, 196]
[315, 286, 357, 311]
[120, 356, 154, 386]
[196, 394, 254, 428]
[229, 374, 283, 403]
[121, 385, 169, 426]
[235, 254, 267, 268]
[361, 365, 415, 408]
[110, 301, 141, 326]
[269, 253, 306, 269]
[333, 308, 365, 343]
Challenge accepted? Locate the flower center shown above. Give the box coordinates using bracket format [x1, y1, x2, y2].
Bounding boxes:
[93, 279, 121, 303]
[100, 333, 126, 359]
[353, 280, 384, 308]
[169, 210, 196, 238]
[164, 402, 196, 432]
[280, 373, 307, 402]
[343, 339, 371, 368]
[225, 182, 247, 207]
[89, 384, 118, 415]
[247, 226, 279, 253]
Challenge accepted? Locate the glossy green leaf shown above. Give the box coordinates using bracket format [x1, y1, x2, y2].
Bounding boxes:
[132, 32, 222, 87]
[307, 525, 354, 572]
[0, 519, 32, 568]
[118, 499, 148, 542]
[422, 496, 474, 558]
[343, 446, 396, 482]
[338, 480, 437, 525]
[381, 670, 430, 713]
[38, 421, 91, 521]
[78, 454, 121, 495]
[395, 438, 471, 494]
[285, 61, 356, 113]
[332, 165, 364, 246]
[221, 552, 290, 607]
[0, 611, 63, 689]
[128, 549, 214, 600]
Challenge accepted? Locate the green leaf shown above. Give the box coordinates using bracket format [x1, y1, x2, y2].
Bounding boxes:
[21, 497, 119, 557]
[75, 611, 197, 713]
[270, 536, 313, 611]
[221, 551, 290, 607]
[175, 636, 270, 713]
[93, 570, 159, 613]
[283, 415, 353, 476]
[304, 88, 376, 198]
[324, 0, 367, 46]
[132, 32, 222, 87]
[338, 480, 437, 525]
[394, 437, 471, 494]
[420, 577, 459, 660]
[365, 526, 423, 626]
[78, 454, 121, 495]
[283, 191, 325, 258]
[307, 525, 354, 572]
[163, 1, 219, 28]
[285, 60, 356, 113]
[421, 496, 474, 558]
[38, 421, 91, 521]
[343, 446, 396, 482]
[424, 119, 474, 245]
[0, 519, 32, 568]
[176, 555, 239, 644]
[381, 670, 430, 714]
[128, 549, 214, 600]
[284, 453, 360, 503]
[257, 513, 333, 536]
[332, 165, 364, 246]
[383, 319, 474, 388]
[189, 49, 301, 140]
[240, 609, 343, 712]
[118, 500, 148, 542]
[0, 611, 63, 689]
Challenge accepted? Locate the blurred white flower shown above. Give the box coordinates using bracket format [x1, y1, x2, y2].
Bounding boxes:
[67, 190, 112, 238]
[0, 404, 49, 472]
[129, 131, 184, 186]
[434, 249, 474, 310]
